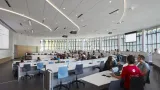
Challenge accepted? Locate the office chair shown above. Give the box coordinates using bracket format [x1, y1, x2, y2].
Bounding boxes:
[15, 62, 20, 66]
[130, 76, 144, 90]
[37, 63, 44, 76]
[93, 61, 104, 72]
[49, 62, 54, 64]
[96, 61, 105, 72]
[70, 64, 85, 88]
[54, 66, 69, 90]
[21, 64, 31, 80]
[144, 70, 150, 85]
[109, 80, 124, 90]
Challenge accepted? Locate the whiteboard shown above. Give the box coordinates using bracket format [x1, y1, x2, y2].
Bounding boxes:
[0, 24, 9, 49]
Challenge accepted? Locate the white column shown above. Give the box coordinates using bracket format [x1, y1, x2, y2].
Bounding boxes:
[99, 37, 102, 50]
[117, 35, 121, 51]
[142, 30, 145, 52]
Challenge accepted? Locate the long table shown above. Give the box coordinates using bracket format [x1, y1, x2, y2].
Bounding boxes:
[16, 58, 76, 81]
[45, 57, 108, 73]
[17, 57, 108, 81]
[80, 71, 118, 86]
[26, 55, 54, 60]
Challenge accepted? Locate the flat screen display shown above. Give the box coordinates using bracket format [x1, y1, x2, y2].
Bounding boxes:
[0, 24, 9, 49]
[125, 33, 136, 42]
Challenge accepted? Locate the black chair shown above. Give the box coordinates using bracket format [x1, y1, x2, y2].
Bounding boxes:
[93, 61, 105, 72]
[109, 80, 124, 90]
[70, 64, 85, 88]
[15, 62, 20, 66]
[145, 70, 150, 84]
[21, 64, 31, 80]
[130, 76, 144, 90]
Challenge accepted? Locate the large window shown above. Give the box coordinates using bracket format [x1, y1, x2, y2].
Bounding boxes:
[145, 27, 160, 52]
[40, 26, 160, 52]
[120, 31, 142, 52]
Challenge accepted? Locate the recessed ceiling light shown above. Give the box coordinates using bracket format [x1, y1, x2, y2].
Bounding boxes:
[46, 0, 80, 31]
[109, 1, 112, 3]
[117, 11, 119, 13]
[0, 7, 52, 31]
[28, 20, 32, 26]
[63, 8, 65, 10]
[31, 29, 34, 33]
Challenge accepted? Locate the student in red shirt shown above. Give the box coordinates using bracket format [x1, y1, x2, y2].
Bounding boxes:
[111, 55, 143, 90]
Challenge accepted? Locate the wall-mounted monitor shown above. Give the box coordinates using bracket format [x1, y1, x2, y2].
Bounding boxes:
[125, 31, 137, 42]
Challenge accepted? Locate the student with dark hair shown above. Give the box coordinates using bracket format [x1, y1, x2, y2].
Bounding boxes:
[37, 57, 41, 61]
[91, 54, 96, 59]
[103, 56, 113, 71]
[87, 52, 91, 60]
[20, 59, 24, 63]
[111, 55, 143, 90]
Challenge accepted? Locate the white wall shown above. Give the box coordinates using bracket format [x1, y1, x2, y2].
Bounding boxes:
[14, 33, 41, 46]
[0, 26, 16, 59]
[0, 20, 40, 60]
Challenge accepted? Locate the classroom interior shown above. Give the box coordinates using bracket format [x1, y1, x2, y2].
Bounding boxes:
[0, 0, 160, 90]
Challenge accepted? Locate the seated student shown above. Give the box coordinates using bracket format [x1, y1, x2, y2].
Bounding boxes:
[20, 59, 24, 63]
[137, 55, 150, 82]
[37, 57, 41, 61]
[101, 53, 104, 57]
[87, 52, 91, 60]
[111, 55, 143, 90]
[91, 54, 96, 59]
[57, 56, 60, 60]
[81, 54, 87, 60]
[103, 56, 113, 71]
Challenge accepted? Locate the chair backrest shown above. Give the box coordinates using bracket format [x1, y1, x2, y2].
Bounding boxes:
[130, 76, 144, 90]
[145, 70, 150, 84]
[15, 62, 20, 66]
[75, 64, 83, 75]
[99, 61, 105, 72]
[37, 63, 44, 69]
[58, 66, 68, 79]
[49, 62, 54, 64]
[23, 64, 31, 71]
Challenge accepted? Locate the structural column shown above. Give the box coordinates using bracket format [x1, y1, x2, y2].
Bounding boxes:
[142, 30, 146, 52]
[117, 35, 121, 51]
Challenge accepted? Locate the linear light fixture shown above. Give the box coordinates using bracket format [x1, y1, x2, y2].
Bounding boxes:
[118, 0, 127, 22]
[46, 0, 80, 31]
[0, 7, 52, 31]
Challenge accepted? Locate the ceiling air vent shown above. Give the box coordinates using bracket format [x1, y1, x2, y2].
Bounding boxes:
[20, 23, 23, 26]
[4, 0, 11, 7]
[109, 9, 119, 14]
[77, 14, 83, 18]
[108, 32, 112, 34]
[62, 35, 68, 38]
[54, 26, 59, 31]
[70, 31, 77, 34]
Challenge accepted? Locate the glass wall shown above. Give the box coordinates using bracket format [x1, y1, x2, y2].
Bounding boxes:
[40, 25, 160, 52]
[145, 26, 160, 52]
[40, 36, 118, 51]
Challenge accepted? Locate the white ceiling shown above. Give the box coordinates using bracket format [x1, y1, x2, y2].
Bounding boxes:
[0, 0, 160, 39]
